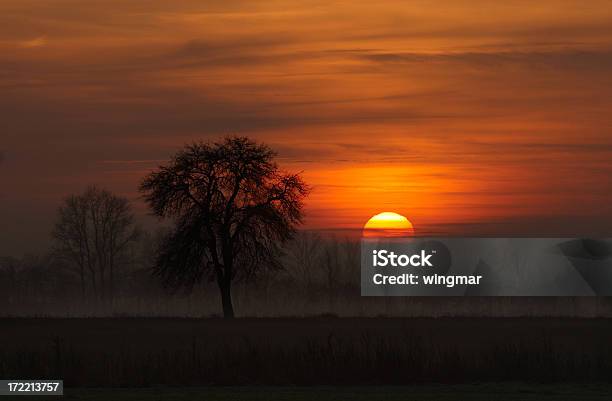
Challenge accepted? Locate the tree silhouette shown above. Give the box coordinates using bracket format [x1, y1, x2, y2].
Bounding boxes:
[52, 186, 138, 302]
[140, 136, 309, 317]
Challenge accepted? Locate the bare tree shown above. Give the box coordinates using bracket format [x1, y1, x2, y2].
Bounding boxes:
[338, 237, 360, 290]
[322, 238, 341, 311]
[52, 186, 138, 302]
[0, 257, 19, 304]
[285, 231, 322, 295]
[140, 136, 309, 318]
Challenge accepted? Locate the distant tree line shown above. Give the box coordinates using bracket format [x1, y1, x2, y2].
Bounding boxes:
[3, 232, 611, 318]
[0, 230, 361, 317]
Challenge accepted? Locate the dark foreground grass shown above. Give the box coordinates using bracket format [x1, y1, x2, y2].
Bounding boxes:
[6, 384, 612, 401]
[2, 318, 612, 386]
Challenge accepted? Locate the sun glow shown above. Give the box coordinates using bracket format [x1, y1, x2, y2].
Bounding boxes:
[363, 212, 414, 238]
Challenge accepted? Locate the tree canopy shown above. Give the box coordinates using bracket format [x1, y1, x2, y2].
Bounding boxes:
[140, 136, 309, 317]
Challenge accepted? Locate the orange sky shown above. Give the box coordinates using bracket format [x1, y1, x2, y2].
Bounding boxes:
[2, 1, 612, 254]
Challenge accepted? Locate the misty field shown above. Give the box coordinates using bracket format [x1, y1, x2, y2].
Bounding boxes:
[2, 317, 612, 389]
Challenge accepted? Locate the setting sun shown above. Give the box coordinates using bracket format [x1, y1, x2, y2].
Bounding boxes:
[363, 212, 415, 238]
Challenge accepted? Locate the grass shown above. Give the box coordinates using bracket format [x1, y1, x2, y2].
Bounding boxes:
[6, 384, 612, 401]
[1, 318, 612, 387]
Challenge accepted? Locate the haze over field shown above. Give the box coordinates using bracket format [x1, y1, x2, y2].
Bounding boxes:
[2, 1, 612, 255]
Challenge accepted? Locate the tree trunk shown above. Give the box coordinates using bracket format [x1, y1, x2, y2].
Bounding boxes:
[219, 240, 235, 318]
[109, 259, 114, 307]
[219, 281, 235, 318]
[79, 265, 85, 300]
[90, 270, 97, 299]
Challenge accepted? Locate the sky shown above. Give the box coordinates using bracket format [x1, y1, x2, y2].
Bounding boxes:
[2, 1, 612, 255]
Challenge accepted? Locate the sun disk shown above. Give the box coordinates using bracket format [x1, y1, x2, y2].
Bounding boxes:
[363, 212, 414, 238]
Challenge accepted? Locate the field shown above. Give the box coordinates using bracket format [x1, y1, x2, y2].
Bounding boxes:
[2, 317, 612, 387]
[6, 384, 612, 401]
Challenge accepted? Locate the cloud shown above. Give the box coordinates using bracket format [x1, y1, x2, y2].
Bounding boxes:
[356, 49, 612, 71]
[18, 36, 47, 48]
[2, 0, 612, 256]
